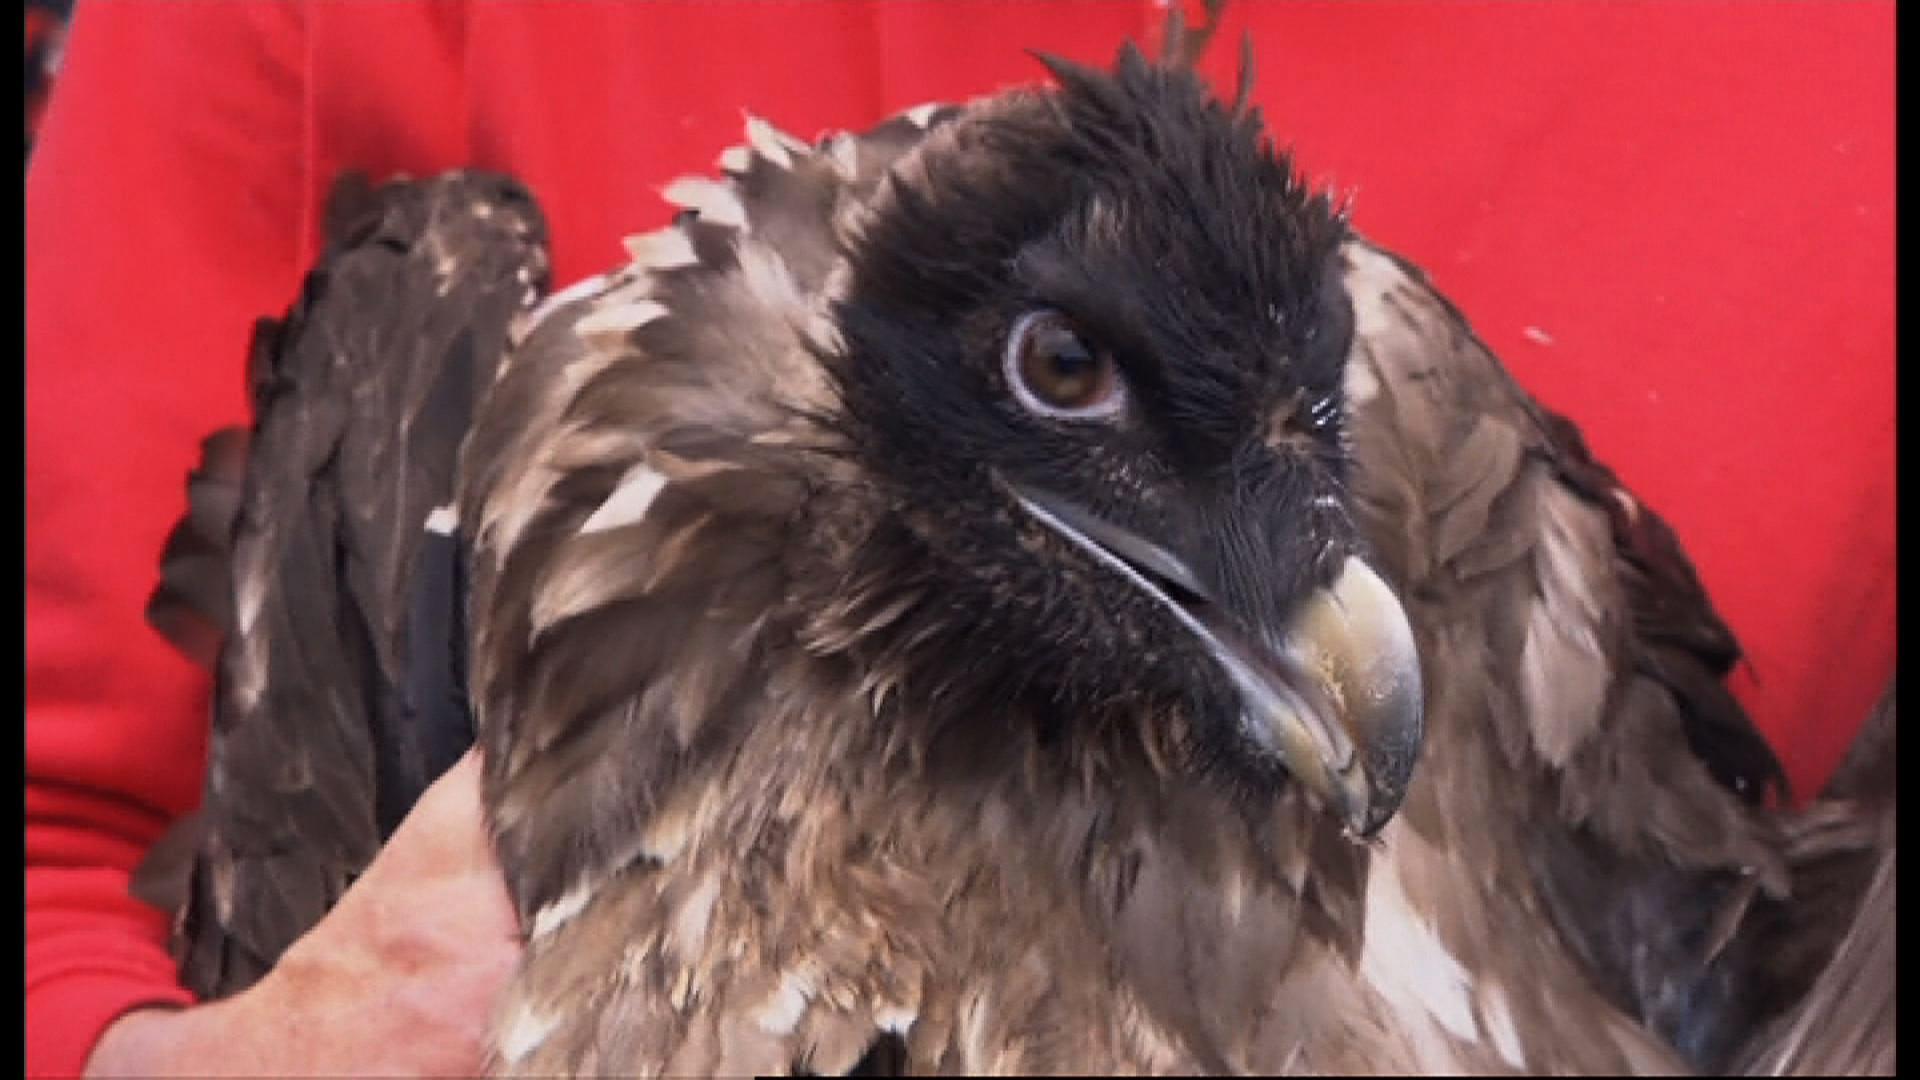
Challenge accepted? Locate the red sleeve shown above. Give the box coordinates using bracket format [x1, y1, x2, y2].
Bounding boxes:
[26, 3, 309, 1073]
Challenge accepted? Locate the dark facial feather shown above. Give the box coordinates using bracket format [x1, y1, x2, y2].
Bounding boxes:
[822, 52, 1359, 789]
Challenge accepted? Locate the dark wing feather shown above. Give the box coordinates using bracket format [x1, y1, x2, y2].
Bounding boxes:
[155, 171, 549, 998]
[1732, 681, 1895, 1075]
[145, 427, 251, 670]
[1739, 832, 1894, 1076]
[133, 428, 253, 914]
[1535, 407, 1786, 803]
[1339, 238, 1788, 1073]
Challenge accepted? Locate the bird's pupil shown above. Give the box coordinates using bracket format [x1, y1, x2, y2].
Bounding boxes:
[1004, 309, 1121, 419]
[1029, 327, 1100, 405]
[1050, 344, 1093, 376]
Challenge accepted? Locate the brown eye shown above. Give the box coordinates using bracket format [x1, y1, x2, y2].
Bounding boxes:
[1004, 310, 1126, 420]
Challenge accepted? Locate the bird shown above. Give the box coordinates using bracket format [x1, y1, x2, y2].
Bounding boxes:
[461, 38, 1431, 1073]
[454, 38, 1787, 1073]
[137, 21, 1890, 1077]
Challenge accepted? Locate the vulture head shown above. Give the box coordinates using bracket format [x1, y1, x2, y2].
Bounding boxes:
[820, 49, 1422, 837]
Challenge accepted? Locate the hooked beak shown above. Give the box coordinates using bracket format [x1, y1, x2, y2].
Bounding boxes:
[1009, 485, 1424, 838]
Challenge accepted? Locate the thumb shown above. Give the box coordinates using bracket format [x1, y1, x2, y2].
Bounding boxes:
[375, 750, 501, 882]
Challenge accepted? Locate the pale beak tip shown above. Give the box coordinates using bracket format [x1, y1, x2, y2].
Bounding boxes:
[1289, 555, 1426, 840]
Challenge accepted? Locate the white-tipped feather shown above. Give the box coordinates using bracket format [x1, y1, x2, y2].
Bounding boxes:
[717, 143, 753, 174]
[666, 875, 721, 957]
[496, 1001, 563, 1066]
[1360, 845, 1481, 1048]
[580, 463, 669, 535]
[756, 970, 815, 1036]
[521, 272, 614, 340]
[1341, 243, 1410, 405]
[824, 133, 860, 181]
[902, 102, 942, 128]
[622, 227, 700, 272]
[529, 880, 596, 940]
[639, 809, 691, 863]
[573, 299, 669, 339]
[1479, 985, 1527, 1069]
[1344, 349, 1381, 406]
[874, 1004, 917, 1036]
[744, 114, 799, 170]
[662, 176, 748, 229]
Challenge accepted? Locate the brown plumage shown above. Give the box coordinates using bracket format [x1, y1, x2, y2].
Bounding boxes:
[1732, 682, 1895, 1076]
[456, 50, 1765, 1072]
[1346, 249, 1890, 1073]
[459, 47, 1419, 1074]
[141, 34, 1890, 1079]
[141, 170, 550, 997]
[1336, 241, 1792, 1072]
[146, 427, 250, 672]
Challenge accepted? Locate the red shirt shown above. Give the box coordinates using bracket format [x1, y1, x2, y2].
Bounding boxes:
[25, 2, 1893, 1073]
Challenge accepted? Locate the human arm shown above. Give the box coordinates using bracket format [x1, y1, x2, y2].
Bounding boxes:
[82, 754, 521, 1078]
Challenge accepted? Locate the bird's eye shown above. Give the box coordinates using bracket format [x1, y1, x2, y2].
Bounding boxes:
[1005, 310, 1125, 420]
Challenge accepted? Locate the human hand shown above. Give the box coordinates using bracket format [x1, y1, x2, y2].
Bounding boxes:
[86, 751, 522, 1077]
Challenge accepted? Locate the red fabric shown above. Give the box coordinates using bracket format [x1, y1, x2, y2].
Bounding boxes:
[25, 1, 1892, 1073]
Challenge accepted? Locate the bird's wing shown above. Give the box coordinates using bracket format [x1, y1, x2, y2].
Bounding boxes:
[149, 170, 550, 998]
[145, 426, 251, 671]
[1740, 830, 1895, 1077]
[461, 105, 977, 1077]
[1733, 681, 1895, 1076]
[1334, 238, 1788, 1073]
[131, 427, 250, 916]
